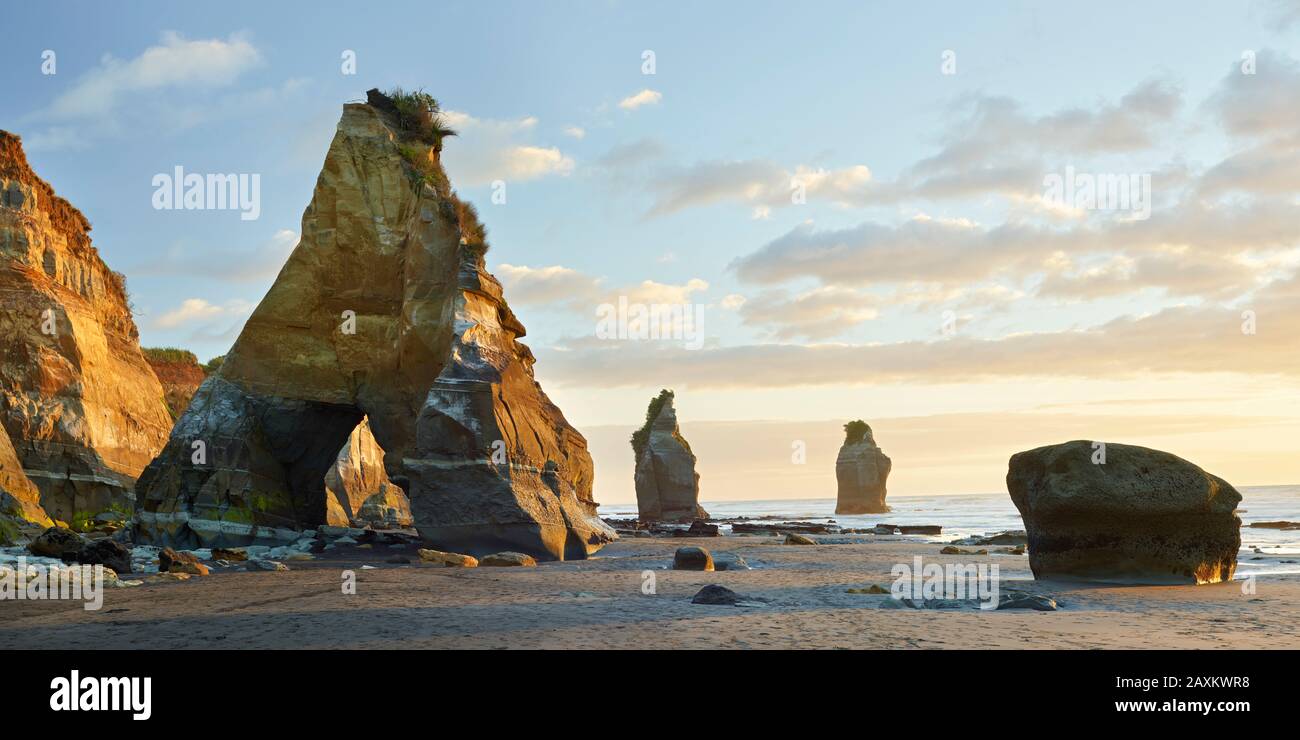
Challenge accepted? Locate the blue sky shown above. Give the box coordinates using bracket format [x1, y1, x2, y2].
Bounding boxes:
[4, 1, 1300, 501]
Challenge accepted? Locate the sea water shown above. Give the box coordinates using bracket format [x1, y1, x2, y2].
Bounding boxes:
[599, 485, 1300, 577]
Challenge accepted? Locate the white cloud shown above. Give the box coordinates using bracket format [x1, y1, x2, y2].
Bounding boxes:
[153, 298, 254, 329]
[43, 32, 262, 121]
[563, 126, 586, 139]
[619, 89, 663, 111]
[494, 263, 708, 312]
[440, 110, 573, 186]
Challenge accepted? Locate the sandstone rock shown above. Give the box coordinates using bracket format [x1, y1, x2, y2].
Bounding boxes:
[131, 95, 613, 561]
[323, 417, 413, 529]
[784, 533, 815, 545]
[672, 546, 714, 571]
[847, 584, 890, 594]
[247, 560, 288, 572]
[835, 420, 891, 514]
[167, 560, 210, 576]
[142, 349, 207, 421]
[210, 547, 247, 562]
[713, 553, 750, 571]
[76, 539, 132, 574]
[691, 584, 741, 605]
[29, 526, 84, 559]
[1, 421, 51, 536]
[633, 390, 708, 522]
[997, 592, 1058, 611]
[479, 551, 536, 567]
[417, 548, 477, 567]
[158, 547, 201, 573]
[1007, 441, 1242, 584]
[0, 132, 173, 527]
[682, 520, 719, 536]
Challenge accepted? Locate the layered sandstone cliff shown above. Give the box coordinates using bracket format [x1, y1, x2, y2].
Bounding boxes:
[633, 390, 708, 522]
[835, 420, 891, 514]
[143, 349, 208, 420]
[0, 131, 172, 530]
[134, 93, 612, 559]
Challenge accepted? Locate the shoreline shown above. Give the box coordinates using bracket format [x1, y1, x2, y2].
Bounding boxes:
[2, 536, 1295, 650]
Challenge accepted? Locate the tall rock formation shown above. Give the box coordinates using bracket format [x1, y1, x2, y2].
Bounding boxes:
[633, 390, 708, 522]
[134, 92, 613, 560]
[1007, 441, 1241, 584]
[835, 420, 891, 514]
[0, 131, 172, 529]
[324, 417, 413, 528]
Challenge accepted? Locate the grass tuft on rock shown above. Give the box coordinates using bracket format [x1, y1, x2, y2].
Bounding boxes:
[631, 389, 675, 457]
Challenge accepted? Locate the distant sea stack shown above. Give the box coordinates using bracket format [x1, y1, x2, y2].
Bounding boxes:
[1007, 440, 1241, 584]
[633, 390, 708, 522]
[0, 130, 172, 531]
[133, 90, 613, 560]
[835, 420, 891, 514]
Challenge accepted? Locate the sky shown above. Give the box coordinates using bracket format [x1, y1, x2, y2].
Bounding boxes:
[3, 1, 1299, 504]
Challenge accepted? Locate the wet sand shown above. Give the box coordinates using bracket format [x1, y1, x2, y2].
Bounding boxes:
[1, 536, 1295, 649]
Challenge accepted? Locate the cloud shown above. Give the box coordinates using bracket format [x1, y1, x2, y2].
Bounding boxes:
[440, 110, 573, 186]
[152, 298, 254, 329]
[42, 32, 262, 121]
[618, 89, 663, 111]
[1207, 49, 1300, 138]
[643, 160, 876, 217]
[563, 126, 586, 139]
[494, 263, 708, 313]
[534, 270, 1300, 389]
[737, 287, 881, 340]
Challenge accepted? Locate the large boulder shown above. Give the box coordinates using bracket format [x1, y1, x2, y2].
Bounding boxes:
[1007, 441, 1241, 584]
[132, 93, 613, 561]
[835, 420, 891, 514]
[0, 131, 173, 528]
[633, 390, 708, 522]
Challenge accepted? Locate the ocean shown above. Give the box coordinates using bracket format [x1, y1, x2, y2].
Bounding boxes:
[599, 485, 1300, 577]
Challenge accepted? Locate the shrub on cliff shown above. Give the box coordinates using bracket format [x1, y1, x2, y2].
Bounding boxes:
[843, 419, 871, 444]
[379, 87, 457, 149]
[631, 389, 675, 456]
[143, 347, 199, 365]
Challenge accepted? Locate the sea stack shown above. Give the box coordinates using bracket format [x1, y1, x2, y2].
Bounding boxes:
[1007, 440, 1241, 584]
[0, 131, 172, 531]
[633, 390, 708, 522]
[133, 90, 613, 560]
[835, 420, 891, 514]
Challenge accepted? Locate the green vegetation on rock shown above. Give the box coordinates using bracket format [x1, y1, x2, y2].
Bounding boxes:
[843, 419, 871, 444]
[631, 389, 674, 457]
[142, 347, 199, 365]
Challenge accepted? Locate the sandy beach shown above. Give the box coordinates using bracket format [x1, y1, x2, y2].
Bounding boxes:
[3, 534, 1295, 650]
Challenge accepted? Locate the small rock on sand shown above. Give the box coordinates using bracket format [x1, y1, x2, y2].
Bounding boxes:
[691, 585, 742, 605]
[480, 552, 537, 567]
[417, 549, 478, 567]
[247, 560, 289, 572]
[672, 546, 714, 571]
[784, 533, 816, 545]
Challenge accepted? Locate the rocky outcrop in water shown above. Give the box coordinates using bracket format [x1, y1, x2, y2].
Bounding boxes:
[133, 92, 612, 560]
[0, 131, 172, 530]
[633, 390, 708, 522]
[835, 420, 891, 514]
[1007, 440, 1241, 584]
